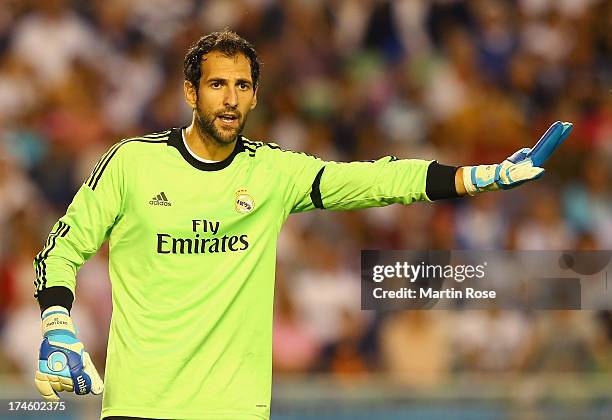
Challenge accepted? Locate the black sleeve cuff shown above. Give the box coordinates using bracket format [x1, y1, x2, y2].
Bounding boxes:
[425, 162, 460, 200]
[37, 286, 74, 315]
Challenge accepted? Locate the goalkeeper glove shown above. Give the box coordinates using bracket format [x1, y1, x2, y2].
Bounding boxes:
[463, 121, 573, 195]
[35, 306, 104, 401]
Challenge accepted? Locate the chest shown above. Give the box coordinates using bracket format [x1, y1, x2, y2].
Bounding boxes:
[121, 158, 282, 239]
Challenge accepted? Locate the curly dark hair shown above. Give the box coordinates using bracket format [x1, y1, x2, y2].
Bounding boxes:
[183, 30, 261, 92]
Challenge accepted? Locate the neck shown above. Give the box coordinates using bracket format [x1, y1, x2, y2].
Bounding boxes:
[184, 122, 236, 162]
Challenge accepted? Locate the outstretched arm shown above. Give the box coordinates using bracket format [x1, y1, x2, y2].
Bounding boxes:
[282, 121, 573, 214]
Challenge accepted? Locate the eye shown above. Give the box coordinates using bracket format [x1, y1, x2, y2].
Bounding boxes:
[210, 81, 222, 89]
[238, 82, 250, 91]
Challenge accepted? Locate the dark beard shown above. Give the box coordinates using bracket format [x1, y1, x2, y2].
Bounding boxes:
[194, 105, 246, 146]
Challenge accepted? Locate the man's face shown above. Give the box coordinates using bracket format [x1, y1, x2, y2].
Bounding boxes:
[185, 51, 257, 145]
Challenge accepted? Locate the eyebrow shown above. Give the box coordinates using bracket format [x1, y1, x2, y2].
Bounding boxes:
[206, 77, 252, 86]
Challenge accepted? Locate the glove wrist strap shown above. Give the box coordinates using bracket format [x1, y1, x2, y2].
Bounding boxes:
[462, 166, 478, 196]
[41, 306, 76, 337]
[463, 164, 505, 196]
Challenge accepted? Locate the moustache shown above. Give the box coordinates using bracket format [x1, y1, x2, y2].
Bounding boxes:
[215, 109, 242, 119]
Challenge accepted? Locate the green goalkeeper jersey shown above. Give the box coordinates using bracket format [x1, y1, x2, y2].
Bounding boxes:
[34, 127, 432, 420]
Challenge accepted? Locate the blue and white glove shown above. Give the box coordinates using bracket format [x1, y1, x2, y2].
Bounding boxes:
[35, 306, 104, 401]
[463, 121, 573, 195]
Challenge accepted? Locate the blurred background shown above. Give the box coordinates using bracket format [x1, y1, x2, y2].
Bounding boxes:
[0, 0, 610, 419]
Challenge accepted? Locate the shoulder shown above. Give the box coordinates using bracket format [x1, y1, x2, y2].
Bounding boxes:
[106, 129, 172, 158]
[241, 136, 280, 157]
[241, 136, 317, 161]
[120, 129, 172, 148]
[92, 130, 171, 169]
[85, 130, 172, 189]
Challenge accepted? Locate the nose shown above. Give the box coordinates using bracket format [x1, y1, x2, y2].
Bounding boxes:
[223, 86, 238, 108]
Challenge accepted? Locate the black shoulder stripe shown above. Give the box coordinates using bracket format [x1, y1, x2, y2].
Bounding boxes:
[85, 147, 113, 187]
[264, 142, 317, 158]
[86, 135, 170, 188]
[141, 130, 171, 139]
[90, 136, 168, 190]
[241, 139, 317, 160]
[242, 138, 264, 147]
[87, 140, 125, 187]
[89, 140, 128, 188]
[310, 167, 325, 209]
[243, 144, 257, 157]
[242, 138, 260, 157]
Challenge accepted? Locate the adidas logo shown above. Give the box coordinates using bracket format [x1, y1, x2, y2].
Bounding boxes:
[149, 192, 172, 206]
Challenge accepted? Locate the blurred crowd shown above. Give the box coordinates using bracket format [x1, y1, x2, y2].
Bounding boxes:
[0, 0, 610, 387]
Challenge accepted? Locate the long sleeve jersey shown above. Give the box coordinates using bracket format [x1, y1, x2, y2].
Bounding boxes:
[34, 127, 434, 420]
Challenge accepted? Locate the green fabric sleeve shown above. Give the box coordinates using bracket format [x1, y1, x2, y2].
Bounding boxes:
[267, 145, 433, 213]
[33, 143, 126, 298]
[316, 157, 434, 210]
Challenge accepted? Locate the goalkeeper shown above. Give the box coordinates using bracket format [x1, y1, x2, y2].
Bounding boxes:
[32, 30, 573, 420]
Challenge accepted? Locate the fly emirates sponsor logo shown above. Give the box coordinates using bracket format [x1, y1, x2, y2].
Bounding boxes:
[156, 219, 249, 254]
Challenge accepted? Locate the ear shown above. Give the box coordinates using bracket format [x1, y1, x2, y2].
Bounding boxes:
[184, 80, 198, 109]
[250, 86, 258, 110]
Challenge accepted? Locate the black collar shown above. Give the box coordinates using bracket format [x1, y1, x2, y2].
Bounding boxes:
[167, 127, 245, 171]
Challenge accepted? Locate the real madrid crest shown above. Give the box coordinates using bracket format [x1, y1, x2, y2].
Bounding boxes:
[235, 189, 255, 214]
